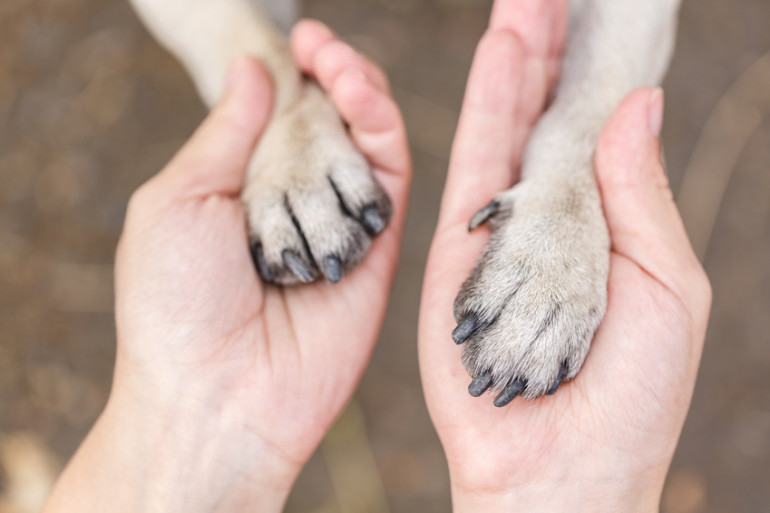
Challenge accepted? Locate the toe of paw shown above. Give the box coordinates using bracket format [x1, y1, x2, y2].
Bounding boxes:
[461, 334, 581, 403]
[315, 224, 371, 282]
[493, 379, 527, 407]
[343, 192, 392, 237]
[327, 174, 392, 237]
[465, 369, 570, 404]
[319, 255, 343, 284]
[360, 203, 390, 236]
[545, 361, 570, 396]
[249, 240, 318, 285]
[250, 242, 273, 282]
[465, 369, 530, 406]
[251, 234, 369, 286]
[452, 313, 486, 345]
[281, 249, 318, 283]
[467, 371, 494, 397]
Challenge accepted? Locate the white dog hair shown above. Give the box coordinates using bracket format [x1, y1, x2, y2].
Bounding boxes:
[129, 0, 682, 403]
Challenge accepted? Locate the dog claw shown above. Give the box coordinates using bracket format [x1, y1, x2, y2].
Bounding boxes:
[468, 201, 501, 231]
[494, 379, 526, 407]
[282, 250, 315, 283]
[468, 372, 493, 397]
[321, 255, 342, 284]
[250, 242, 274, 282]
[361, 205, 387, 235]
[546, 361, 569, 396]
[452, 314, 479, 345]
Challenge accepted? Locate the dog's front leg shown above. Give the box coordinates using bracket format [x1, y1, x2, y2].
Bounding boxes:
[130, 0, 391, 284]
[454, 0, 682, 403]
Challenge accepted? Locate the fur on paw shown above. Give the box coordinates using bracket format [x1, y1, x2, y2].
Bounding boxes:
[453, 181, 610, 405]
[244, 83, 391, 285]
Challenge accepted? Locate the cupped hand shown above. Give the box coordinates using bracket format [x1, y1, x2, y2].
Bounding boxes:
[419, 1, 711, 511]
[51, 20, 409, 512]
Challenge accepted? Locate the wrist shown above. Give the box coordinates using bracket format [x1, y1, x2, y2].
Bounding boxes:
[45, 376, 301, 513]
[450, 483, 661, 513]
[108, 375, 302, 511]
[449, 460, 666, 513]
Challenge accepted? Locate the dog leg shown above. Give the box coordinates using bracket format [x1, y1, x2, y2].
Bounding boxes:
[454, 0, 682, 403]
[130, 0, 391, 284]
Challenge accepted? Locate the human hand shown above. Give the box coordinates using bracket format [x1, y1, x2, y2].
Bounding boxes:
[419, 1, 711, 511]
[44, 20, 410, 513]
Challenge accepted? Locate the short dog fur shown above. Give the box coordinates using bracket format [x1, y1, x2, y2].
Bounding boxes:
[129, 0, 682, 404]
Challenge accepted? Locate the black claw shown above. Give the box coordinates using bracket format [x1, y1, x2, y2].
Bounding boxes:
[361, 205, 387, 235]
[321, 255, 343, 284]
[494, 379, 527, 407]
[250, 242, 274, 282]
[282, 250, 315, 283]
[468, 201, 501, 231]
[452, 314, 478, 345]
[468, 371, 493, 397]
[546, 361, 569, 396]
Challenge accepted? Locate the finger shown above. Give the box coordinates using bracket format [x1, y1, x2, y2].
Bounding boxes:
[489, 0, 562, 130]
[330, 69, 408, 176]
[292, 19, 390, 94]
[152, 57, 273, 201]
[420, 31, 531, 414]
[490, 0, 559, 57]
[438, 29, 526, 229]
[291, 18, 337, 71]
[596, 88, 711, 315]
[546, 0, 569, 87]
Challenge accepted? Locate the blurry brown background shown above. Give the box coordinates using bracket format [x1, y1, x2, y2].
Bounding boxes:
[1, 0, 769, 512]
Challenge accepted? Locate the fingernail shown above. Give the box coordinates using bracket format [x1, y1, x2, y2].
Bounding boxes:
[648, 88, 664, 138]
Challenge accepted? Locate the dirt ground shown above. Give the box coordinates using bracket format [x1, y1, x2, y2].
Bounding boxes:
[1, 0, 769, 512]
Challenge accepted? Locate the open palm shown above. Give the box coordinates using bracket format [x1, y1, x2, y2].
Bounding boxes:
[419, 1, 710, 509]
[114, 20, 410, 478]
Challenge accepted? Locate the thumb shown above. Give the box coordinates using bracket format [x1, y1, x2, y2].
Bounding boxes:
[596, 88, 708, 312]
[153, 57, 274, 200]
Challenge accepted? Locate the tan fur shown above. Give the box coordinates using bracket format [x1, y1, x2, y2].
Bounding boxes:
[130, 0, 390, 284]
[456, 0, 682, 399]
[130, 0, 682, 399]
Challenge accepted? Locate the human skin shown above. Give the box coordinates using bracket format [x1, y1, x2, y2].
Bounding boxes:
[43, 20, 411, 513]
[419, 1, 711, 511]
[41, 4, 712, 512]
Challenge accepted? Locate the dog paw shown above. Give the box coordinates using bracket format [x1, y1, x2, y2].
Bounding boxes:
[244, 83, 391, 285]
[453, 181, 610, 404]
